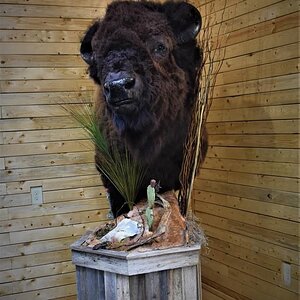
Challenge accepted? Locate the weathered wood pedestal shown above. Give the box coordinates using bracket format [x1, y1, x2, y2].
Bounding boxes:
[71, 235, 201, 300]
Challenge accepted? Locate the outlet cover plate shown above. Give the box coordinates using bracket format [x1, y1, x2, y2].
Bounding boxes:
[31, 186, 43, 205]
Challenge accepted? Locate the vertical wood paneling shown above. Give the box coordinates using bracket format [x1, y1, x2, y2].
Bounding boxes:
[75, 265, 200, 300]
[0, 1, 110, 299]
[193, 0, 300, 299]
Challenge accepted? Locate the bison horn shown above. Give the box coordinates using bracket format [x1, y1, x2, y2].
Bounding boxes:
[164, 2, 202, 44]
[80, 22, 99, 65]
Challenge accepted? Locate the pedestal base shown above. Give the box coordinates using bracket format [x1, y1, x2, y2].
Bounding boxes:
[71, 233, 201, 300]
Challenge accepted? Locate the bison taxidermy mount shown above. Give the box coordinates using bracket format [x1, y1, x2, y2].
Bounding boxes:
[80, 1, 208, 217]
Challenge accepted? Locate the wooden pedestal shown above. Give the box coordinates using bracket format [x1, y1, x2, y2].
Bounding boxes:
[71, 234, 201, 300]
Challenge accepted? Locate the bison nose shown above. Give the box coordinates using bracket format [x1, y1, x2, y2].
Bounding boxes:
[103, 77, 136, 103]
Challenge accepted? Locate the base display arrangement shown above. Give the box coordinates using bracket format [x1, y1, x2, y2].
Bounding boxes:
[71, 191, 205, 299]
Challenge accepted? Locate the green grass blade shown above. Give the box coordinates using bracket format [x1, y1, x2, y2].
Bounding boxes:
[64, 101, 146, 211]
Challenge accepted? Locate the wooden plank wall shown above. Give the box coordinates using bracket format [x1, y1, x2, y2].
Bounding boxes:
[0, 1, 111, 299]
[0, 0, 298, 299]
[192, 0, 299, 299]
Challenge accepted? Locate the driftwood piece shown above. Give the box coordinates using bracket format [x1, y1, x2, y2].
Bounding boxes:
[82, 191, 187, 251]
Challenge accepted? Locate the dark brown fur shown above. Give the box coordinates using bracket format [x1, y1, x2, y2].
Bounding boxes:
[81, 1, 207, 217]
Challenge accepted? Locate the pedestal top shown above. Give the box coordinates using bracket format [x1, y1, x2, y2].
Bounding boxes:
[71, 231, 201, 276]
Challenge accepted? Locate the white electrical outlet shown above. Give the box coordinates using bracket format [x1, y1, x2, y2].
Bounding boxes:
[282, 262, 291, 287]
[31, 186, 43, 205]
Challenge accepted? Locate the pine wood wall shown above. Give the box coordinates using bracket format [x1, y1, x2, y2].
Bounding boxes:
[0, 0, 299, 299]
[0, 1, 111, 299]
[192, 0, 299, 299]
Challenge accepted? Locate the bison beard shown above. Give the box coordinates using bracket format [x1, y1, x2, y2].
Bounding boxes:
[80, 1, 208, 217]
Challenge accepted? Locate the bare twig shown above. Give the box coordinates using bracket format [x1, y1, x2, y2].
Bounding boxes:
[179, 1, 227, 216]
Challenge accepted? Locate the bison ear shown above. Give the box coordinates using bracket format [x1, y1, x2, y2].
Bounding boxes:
[163, 2, 201, 44]
[80, 22, 99, 65]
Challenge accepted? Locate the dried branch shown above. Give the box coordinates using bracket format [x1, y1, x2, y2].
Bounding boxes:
[179, 1, 227, 216]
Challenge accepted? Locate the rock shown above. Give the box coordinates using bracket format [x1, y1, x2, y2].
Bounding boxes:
[100, 218, 143, 243]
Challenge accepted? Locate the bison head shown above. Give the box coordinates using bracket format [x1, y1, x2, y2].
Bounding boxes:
[80, 1, 202, 135]
[80, 1, 205, 216]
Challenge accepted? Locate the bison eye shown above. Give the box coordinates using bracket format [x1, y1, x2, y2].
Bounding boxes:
[153, 43, 167, 55]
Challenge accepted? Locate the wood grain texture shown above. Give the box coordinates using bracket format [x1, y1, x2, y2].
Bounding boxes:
[71, 243, 201, 276]
[0, 30, 84, 43]
[0, 16, 93, 30]
[1, 0, 110, 7]
[72, 244, 201, 300]
[0, 67, 88, 80]
[194, 1, 300, 299]
[0, 91, 93, 106]
[1, 0, 299, 299]
[0, 54, 85, 67]
[0, 5, 104, 19]
[0, 1, 108, 298]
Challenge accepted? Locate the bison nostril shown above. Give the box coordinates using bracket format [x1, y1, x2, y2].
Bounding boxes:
[124, 77, 135, 90]
[103, 82, 110, 94]
[103, 76, 136, 100]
